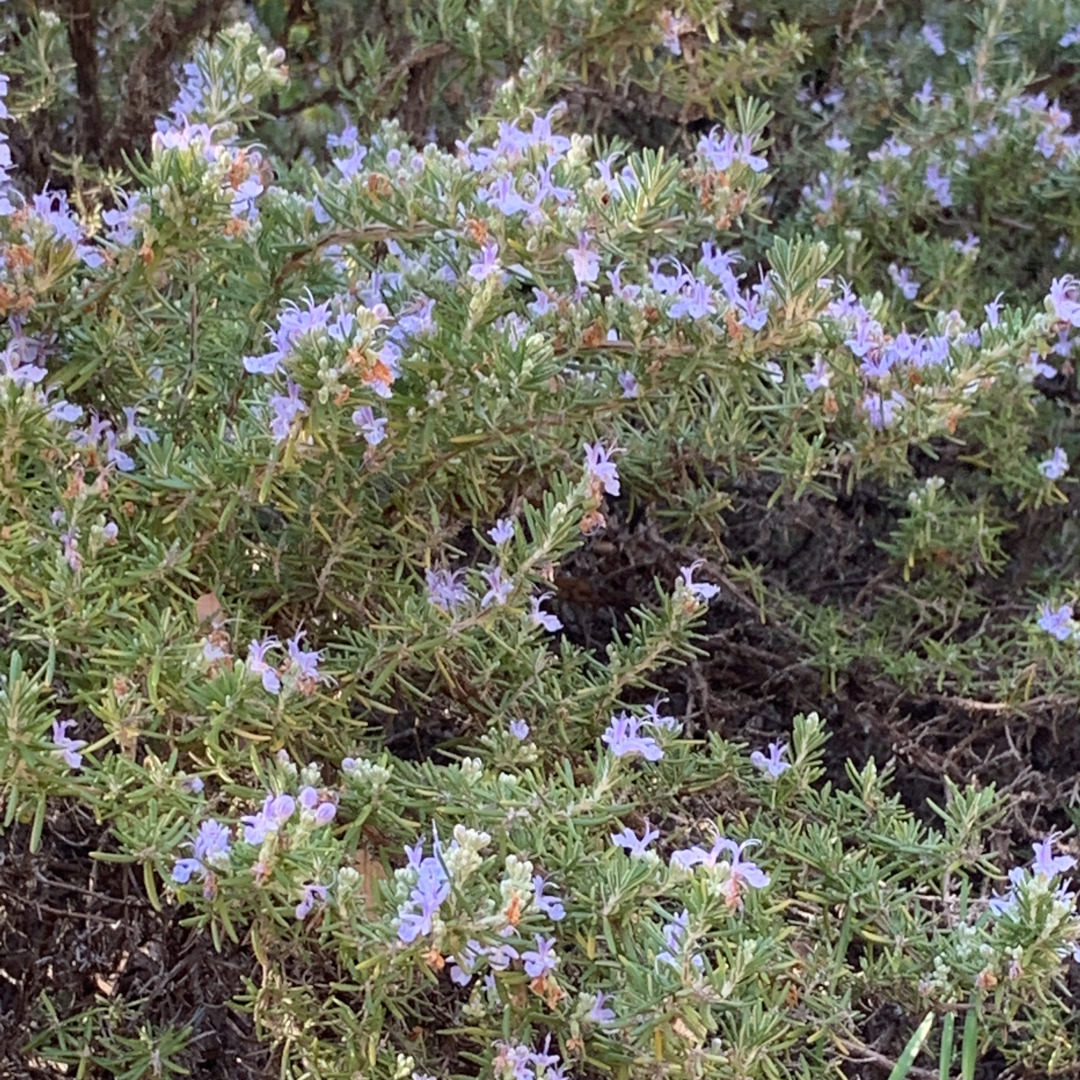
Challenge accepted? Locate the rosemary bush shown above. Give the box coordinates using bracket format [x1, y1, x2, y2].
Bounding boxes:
[3, 3, 1080, 1077]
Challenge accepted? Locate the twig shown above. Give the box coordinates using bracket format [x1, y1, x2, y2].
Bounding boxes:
[843, 1043, 939, 1080]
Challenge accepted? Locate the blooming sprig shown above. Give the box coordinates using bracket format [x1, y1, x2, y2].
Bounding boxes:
[171, 820, 233, 887]
[750, 741, 790, 778]
[670, 836, 770, 908]
[1037, 603, 1075, 642]
[611, 820, 660, 856]
[245, 631, 331, 695]
[601, 711, 663, 761]
[50, 719, 87, 770]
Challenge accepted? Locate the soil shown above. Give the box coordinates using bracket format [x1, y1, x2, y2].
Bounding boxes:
[0, 801, 270, 1078]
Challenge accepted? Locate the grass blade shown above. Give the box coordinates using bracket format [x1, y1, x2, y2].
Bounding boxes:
[889, 1012, 936, 1080]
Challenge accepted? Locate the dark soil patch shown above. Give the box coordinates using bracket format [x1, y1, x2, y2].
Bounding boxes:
[545, 476, 1080, 848]
[0, 802, 270, 1078]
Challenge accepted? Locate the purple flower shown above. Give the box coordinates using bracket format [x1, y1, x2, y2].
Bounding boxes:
[860, 347, 894, 380]
[678, 560, 719, 601]
[916, 335, 950, 368]
[803, 355, 830, 391]
[59, 528, 81, 572]
[448, 939, 486, 985]
[521, 934, 559, 978]
[532, 876, 565, 921]
[1037, 602, 1074, 641]
[611, 820, 659, 856]
[241, 793, 296, 845]
[670, 837, 770, 905]
[49, 401, 84, 424]
[845, 316, 880, 360]
[247, 637, 282, 694]
[888, 263, 920, 300]
[398, 857, 451, 943]
[869, 137, 912, 162]
[51, 719, 87, 770]
[172, 818, 232, 884]
[1032, 835, 1077, 878]
[657, 10, 693, 55]
[725, 840, 771, 893]
[193, 820, 232, 867]
[427, 568, 472, 612]
[1062, 24, 1080, 48]
[298, 786, 336, 825]
[1049, 277, 1080, 325]
[608, 263, 641, 302]
[482, 174, 530, 216]
[913, 79, 936, 107]
[649, 256, 688, 295]
[736, 289, 769, 331]
[825, 133, 851, 153]
[70, 412, 113, 450]
[863, 391, 905, 430]
[750, 741, 790, 778]
[509, 719, 530, 740]
[326, 124, 360, 150]
[602, 712, 663, 761]
[333, 144, 368, 180]
[295, 882, 328, 920]
[583, 442, 621, 496]
[480, 566, 513, 608]
[352, 405, 388, 446]
[528, 288, 554, 318]
[668, 278, 717, 320]
[642, 701, 680, 731]
[886, 332, 921, 368]
[102, 192, 146, 246]
[1039, 447, 1069, 480]
[120, 406, 158, 445]
[267, 380, 307, 443]
[699, 243, 743, 298]
[489, 518, 514, 545]
[697, 127, 768, 172]
[171, 857, 205, 884]
[566, 232, 600, 285]
[404, 840, 424, 870]
[984, 293, 1004, 328]
[468, 240, 502, 282]
[25, 189, 103, 267]
[587, 991, 616, 1025]
[487, 942, 519, 970]
[656, 909, 704, 970]
[1029, 351, 1058, 379]
[202, 639, 229, 664]
[924, 162, 952, 207]
[104, 431, 136, 473]
[921, 23, 946, 56]
[533, 162, 575, 207]
[988, 865, 1026, 916]
[618, 371, 639, 399]
[287, 630, 326, 688]
[529, 593, 563, 632]
[244, 295, 333, 376]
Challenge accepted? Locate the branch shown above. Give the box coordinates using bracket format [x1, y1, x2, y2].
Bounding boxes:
[64, 0, 105, 161]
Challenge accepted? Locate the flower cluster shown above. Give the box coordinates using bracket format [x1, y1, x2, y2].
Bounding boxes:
[245, 630, 331, 695]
